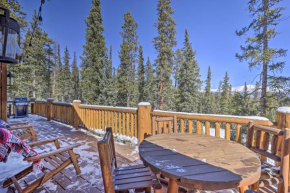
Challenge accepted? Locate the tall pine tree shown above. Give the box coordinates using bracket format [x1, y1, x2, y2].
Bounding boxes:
[153, 0, 177, 110]
[220, 72, 230, 114]
[117, 11, 139, 107]
[144, 57, 156, 107]
[71, 52, 80, 100]
[204, 66, 212, 114]
[236, 0, 287, 115]
[176, 29, 201, 113]
[137, 45, 145, 102]
[81, 0, 107, 104]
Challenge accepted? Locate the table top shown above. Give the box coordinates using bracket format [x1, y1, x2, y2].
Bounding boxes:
[139, 133, 261, 191]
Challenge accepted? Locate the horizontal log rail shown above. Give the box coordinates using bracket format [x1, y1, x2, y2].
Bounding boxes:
[151, 110, 273, 143]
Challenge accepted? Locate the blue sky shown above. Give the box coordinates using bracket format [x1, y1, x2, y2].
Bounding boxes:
[20, 0, 290, 89]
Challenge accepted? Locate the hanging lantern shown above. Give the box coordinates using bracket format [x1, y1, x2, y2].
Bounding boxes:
[0, 7, 21, 64]
[7, 71, 14, 86]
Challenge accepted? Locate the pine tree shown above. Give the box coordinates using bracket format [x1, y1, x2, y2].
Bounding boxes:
[117, 11, 139, 107]
[54, 44, 63, 101]
[204, 66, 212, 114]
[173, 49, 183, 88]
[137, 45, 145, 102]
[58, 46, 72, 102]
[242, 83, 250, 115]
[71, 52, 80, 100]
[19, 11, 53, 100]
[176, 29, 201, 113]
[153, 0, 177, 110]
[144, 57, 156, 107]
[80, 0, 107, 104]
[236, 0, 287, 115]
[232, 92, 243, 115]
[220, 72, 230, 114]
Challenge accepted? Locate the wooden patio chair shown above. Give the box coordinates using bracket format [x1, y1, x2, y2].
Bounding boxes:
[246, 122, 290, 193]
[98, 127, 162, 193]
[2, 137, 81, 193]
[0, 119, 38, 141]
[7, 124, 38, 141]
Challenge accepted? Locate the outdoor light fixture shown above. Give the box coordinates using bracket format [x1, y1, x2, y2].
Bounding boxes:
[0, 7, 21, 64]
[7, 71, 14, 86]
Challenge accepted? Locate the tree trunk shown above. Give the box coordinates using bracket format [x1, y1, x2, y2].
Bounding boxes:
[261, 0, 269, 116]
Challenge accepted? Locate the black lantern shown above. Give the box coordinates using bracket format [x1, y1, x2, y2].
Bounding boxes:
[0, 8, 21, 64]
[7, 71, 14, 86]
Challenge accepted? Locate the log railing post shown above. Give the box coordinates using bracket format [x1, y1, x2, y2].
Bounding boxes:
[73, 100, 81, 129]
[276, 107, 290, 185]
[137, 102, 152, 145]
[47, 98, 54, 121]
[30, 97, 36, 114]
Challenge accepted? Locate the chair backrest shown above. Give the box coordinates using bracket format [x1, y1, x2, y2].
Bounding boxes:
[98, 127, 117, 193]
[152, 116, 176, 134]
[246, 122, 290, 183]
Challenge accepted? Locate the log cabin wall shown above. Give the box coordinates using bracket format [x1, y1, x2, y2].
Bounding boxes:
[0, 63, 7, 122]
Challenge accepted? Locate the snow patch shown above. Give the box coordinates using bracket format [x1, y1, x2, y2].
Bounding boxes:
[277, 107, 290, 113]
[138, 102, 151, 106]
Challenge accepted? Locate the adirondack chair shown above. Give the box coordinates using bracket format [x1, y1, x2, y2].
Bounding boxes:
[98, 127, 162, 193]
[2, 137, 81, 193]
[0, 119, 38, 141]
[7, 124, 38, 141]
[246, 122, 290, 193]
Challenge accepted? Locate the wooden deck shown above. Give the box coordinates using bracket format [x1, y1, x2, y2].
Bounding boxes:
[0, 115, 138, 193]
[0, 115, 280, 193]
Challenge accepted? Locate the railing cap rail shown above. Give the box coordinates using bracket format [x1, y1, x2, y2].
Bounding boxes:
[152, 110, 273, 126]
[79, 104, 137, 113]
[52, 101, 72, 105]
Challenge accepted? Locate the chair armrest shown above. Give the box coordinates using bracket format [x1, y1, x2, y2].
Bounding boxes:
[7, 125, 38, 131]
[28, 137, 65, 148]
[9, 122, 29, 126]
[25, 144, 81, 162]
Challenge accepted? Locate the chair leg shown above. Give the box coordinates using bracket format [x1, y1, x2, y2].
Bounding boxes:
[145, 186, 151, 193]
[68, 149, 81, 175]
[153, 184, 162, 193]
[239, 186, 249, 193]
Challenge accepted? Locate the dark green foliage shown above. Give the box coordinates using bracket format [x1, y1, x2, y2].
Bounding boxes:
[71, 52, 80, 100]
[176, 29, 201, 113]
[153, 0, 177, 110]
[117, 11, 139, 107]
[137, 45, 145, 102]
[203, 66, 212, 114]
[220, 72, 230, 114]
[236, 0, 288, 115]
[144, 57, 156, 107]
[80, 0, 107, 104]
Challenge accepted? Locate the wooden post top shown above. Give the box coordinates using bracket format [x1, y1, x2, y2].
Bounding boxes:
[277, 107, 290, 114]
[47, 98, 54, 101]
[138, 102, 151, 106]
[73, 100, 81, 104]
[139, 133, 261, 191]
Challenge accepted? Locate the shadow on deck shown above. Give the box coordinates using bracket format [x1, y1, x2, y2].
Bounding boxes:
[0, 115, 139, 193]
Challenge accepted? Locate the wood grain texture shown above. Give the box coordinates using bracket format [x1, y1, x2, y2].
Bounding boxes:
[139, 133, 261, 191]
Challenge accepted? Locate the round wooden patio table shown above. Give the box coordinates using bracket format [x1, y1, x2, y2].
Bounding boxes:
[139, 133, 261, 193]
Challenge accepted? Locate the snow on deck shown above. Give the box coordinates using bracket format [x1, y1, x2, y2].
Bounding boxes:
[0, 115, 138, 193]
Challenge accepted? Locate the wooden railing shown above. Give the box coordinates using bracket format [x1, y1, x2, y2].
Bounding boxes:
[52, 102, 74, 125]
[151, 110, 273, 144]
[78, 105, 138, 137]
[34, 100, 47, 117]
